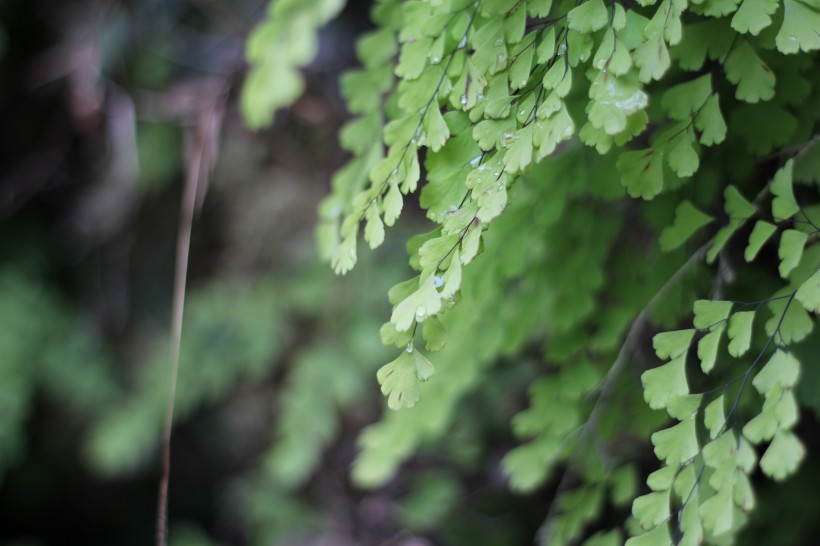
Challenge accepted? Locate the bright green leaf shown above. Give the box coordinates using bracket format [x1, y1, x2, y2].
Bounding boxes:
[745, 221, 778, 261]
[653, 329, 696, 359]
[642, 353, 689, 410]
[694, 300, 733, 330]
[778, 229, 808, 278]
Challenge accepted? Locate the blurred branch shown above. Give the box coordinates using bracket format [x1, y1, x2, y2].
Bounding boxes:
[156, 76, 230, 546]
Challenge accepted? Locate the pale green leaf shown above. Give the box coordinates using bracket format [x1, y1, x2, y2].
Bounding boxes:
[727, 311, 755, 357]
[542, 60, 573, 97]
[707, 186, 756, 263]
[536, 27, 556, 64]
[380, 321, 413, 348]
[647, 464, 678, 491]
[634, 35, 671, 82]
[376, 348, 436, 410]
[743, 401, 779, 443]
[422, 316, 447, 352]
[364, 207, 385, 249]
[724, 40, 776, 103]
[442, 248, 462, 297]
[696, 0, 741, 16]
[703, 432, 737, 464]
[733, 471, 755, 511]
[694, 94, 727, 146]
[673, 464, 698, 500]
[765, 293, 814, 343]
[776, 0, 820, 54]
[651, 416, 699, 464]
[678, 500, 703, 546]
[665, 129, 700, 178]
[418, 234, 460, 274]
[460, 225, 482, 264]
[587, 73, 648, 136]
[357, 27, 398, 68]
[391, 275, 442, 331]
[397, 37, 432, 79]
[625, 524, 672, 546]
[632, 489, 671, 529]
[795, 268, 820, 313]
[659, 201, 713, 251]
[760, 430, 806, 480]
[568, 0, 609, 33]
[736, 436, 758, 474]
[771, 160, 799, 220]
[509, 38, 535, 90]
[698, 327, 723, 373]
[332, 233, 358, 274]
[661, 75, 712, 120]
[667, 393, 703, 419]
[592, 29, 633, 76]
[699, 483, 734, 536]
[504, 125, 534, 173]
[732, 0, 779, 35]
[383, 183, 403, 226]
[753, 349, 801, 395]
[423, 105, 450, 153]
[704, 395, 725, 439]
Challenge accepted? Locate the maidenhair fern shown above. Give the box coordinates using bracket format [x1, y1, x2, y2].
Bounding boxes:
[244, 0, 818, 543]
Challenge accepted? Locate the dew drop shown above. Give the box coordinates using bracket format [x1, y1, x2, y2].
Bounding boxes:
[461, 95, 468, 106]
[433, 275, 445, 288]
[520, 79, 527, 87]
[519, 109, 526, 116]
[458, 36, 467, 48]
[406, 341, 414, 352]
[432, 56, 440, 63]
[416, 306, 427, 319]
